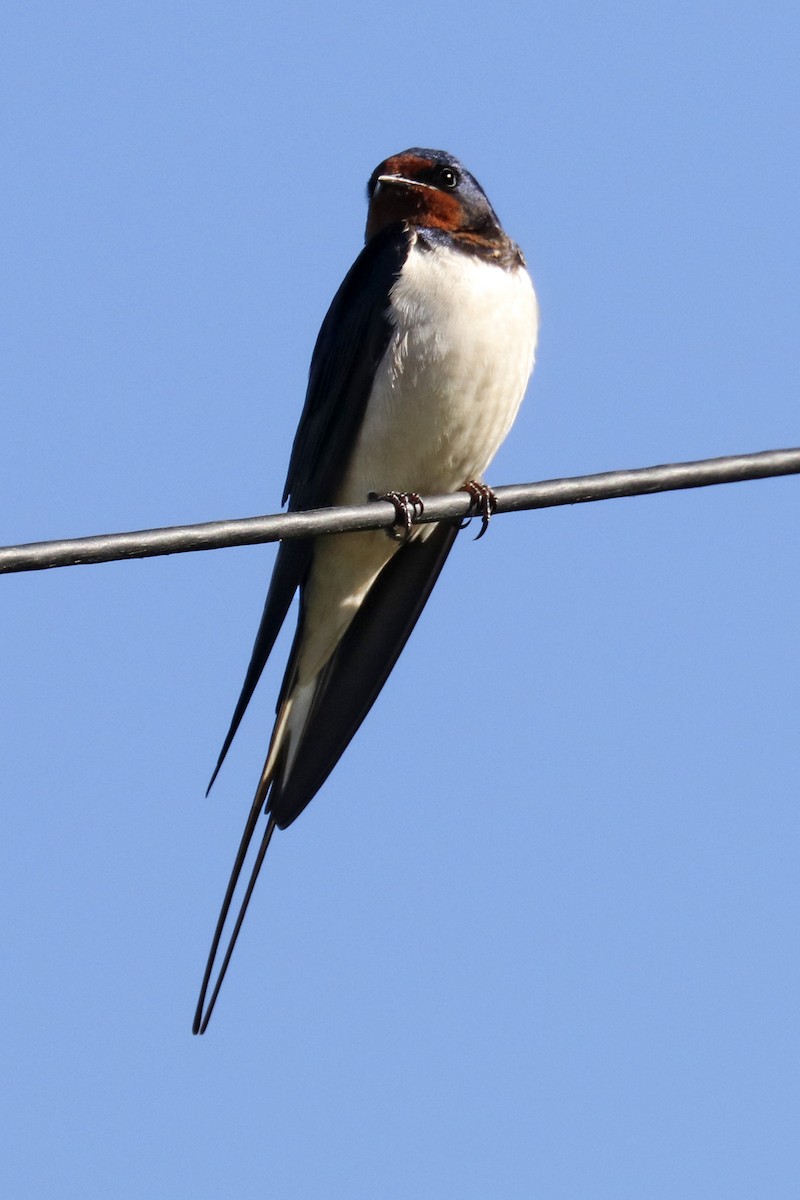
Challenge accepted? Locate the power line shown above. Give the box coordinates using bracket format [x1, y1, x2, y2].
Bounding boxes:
[2, 447, 799, 576]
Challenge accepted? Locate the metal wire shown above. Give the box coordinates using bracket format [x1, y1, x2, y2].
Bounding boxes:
[2, 447, 799, 575]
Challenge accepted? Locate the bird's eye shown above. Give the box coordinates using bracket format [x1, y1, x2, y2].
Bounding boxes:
[439, 167, 459, 189]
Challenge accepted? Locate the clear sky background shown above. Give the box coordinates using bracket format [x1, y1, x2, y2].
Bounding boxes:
[3, 2, 799, 1197]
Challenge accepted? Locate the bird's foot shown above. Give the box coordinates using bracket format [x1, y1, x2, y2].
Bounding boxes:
[371, 491, 425, 540]
[460, 480, 497, 540]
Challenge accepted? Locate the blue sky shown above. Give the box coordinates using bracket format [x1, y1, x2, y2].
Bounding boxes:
[3, 2, 799, 1196]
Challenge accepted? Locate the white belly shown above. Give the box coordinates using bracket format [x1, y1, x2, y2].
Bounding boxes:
[337, 237, 539, 502]
[298, 238, 538, 680]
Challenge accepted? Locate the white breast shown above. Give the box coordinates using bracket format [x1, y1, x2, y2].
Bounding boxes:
[298, 238, 538, 681]
[336, 236, 539, 503]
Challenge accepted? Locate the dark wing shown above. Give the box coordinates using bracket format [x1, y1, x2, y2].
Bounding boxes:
[268, 517, 460, 829]
[206, 227, 412, 790]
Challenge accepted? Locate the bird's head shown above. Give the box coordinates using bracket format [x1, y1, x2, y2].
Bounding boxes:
[365, 148, 508, 254]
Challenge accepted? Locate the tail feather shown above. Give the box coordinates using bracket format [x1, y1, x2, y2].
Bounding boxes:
[192, 811, 276, 1035]
[192, 757, 279, 1034]
[194, 519, 460, 1031]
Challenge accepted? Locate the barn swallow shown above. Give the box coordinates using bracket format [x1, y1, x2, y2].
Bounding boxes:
[193, 148, 539, 1033]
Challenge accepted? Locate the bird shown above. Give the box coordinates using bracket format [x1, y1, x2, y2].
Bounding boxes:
[193, 148, 539, 1033]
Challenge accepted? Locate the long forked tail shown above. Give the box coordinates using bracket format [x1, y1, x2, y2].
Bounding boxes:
[192, 779, 277, 1035]
[194, 520, 461, 1030]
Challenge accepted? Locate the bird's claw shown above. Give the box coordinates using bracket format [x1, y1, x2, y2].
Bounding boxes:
[372, 490, 425, 540]
[460, 480, 497, 539]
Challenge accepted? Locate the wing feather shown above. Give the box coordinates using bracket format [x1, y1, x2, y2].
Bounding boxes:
[206, 227, 411, 788]
[268, 520, 459, 829]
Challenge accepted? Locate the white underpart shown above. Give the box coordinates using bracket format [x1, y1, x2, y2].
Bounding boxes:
[282, 236, 538, 768]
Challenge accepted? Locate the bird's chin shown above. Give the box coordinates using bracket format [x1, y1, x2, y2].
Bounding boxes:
[367, 180, 461, 242]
